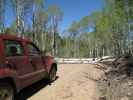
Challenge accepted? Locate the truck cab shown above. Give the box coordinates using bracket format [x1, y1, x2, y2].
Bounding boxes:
[0, 34, 57, 100]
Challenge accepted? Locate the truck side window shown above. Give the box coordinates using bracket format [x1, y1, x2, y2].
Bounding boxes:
[4, 40, 24, 56]
[28, 43, 40, 56]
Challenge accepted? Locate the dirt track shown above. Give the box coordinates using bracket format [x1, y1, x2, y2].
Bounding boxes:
[28, 64, 104, 100]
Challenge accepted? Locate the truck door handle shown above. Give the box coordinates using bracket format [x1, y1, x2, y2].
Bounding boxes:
[29, 59, 37, 70]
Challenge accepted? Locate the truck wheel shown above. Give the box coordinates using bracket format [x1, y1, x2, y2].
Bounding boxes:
[0, 83, 14, 100]
[48, 66, 57, 82]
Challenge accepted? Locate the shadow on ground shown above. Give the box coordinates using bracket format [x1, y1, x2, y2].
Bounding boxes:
[15, 76, 59, 100]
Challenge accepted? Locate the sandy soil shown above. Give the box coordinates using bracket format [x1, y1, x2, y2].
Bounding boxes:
[28, 64, 104, 100]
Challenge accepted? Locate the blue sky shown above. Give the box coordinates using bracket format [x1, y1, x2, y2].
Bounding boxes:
[46, 0, 104, 33]
[5, 0, 104, 33]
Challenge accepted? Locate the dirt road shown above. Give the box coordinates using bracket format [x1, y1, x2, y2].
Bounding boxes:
[28, 64, 104, 100]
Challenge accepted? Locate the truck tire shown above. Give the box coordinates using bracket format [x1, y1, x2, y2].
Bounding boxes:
[0, 83, 14, 100]
[48, 66, 57, 82]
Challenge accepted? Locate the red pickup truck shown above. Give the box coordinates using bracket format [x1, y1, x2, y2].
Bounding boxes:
[0, 34, 57, 100]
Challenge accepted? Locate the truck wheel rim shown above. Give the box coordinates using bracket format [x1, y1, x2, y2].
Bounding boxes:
[0, 87, 13, 100]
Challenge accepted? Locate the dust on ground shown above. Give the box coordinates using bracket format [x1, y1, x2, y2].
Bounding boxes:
[28, 64, 104, 100]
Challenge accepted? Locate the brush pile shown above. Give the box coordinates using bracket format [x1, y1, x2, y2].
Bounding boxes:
[98, 53, 133, 100]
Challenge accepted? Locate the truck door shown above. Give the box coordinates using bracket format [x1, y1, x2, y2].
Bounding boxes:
[26, 43, 47, 81]
[4, 40, 35, 89]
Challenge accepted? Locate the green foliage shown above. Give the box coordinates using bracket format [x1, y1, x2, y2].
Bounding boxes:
[68, 21, 80, 37]
[35, 0, 44, 6]
[59, 0, 133, 58]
